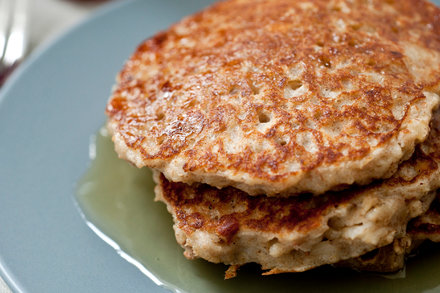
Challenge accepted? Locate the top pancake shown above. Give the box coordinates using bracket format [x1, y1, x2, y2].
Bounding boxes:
[107, 0, 440, 196]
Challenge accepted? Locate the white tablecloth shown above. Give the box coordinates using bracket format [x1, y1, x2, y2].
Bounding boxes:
[27, 0, 105, 51]
[0, 1, 107, 291]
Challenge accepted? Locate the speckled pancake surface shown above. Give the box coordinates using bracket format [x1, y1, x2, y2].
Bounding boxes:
[107, 0, 440, 196]
[154, 108, 440, 274]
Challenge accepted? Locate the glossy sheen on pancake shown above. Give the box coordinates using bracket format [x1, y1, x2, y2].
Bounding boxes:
[154, 108, 440, 274]
[108, 0, 440, 196]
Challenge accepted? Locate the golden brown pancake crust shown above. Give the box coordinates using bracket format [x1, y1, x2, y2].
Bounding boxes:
[107, 0, 440, 195]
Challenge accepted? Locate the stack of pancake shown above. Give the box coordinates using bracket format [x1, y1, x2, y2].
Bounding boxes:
[106, 0, 440, 277]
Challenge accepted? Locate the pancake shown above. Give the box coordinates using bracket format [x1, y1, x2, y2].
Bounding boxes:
[337, 238, 412, 273]
[339, 190, 440, 273]
[153, 107, 440, 275]
[408, 190, 440, 243]
[107, 0, 440, 196]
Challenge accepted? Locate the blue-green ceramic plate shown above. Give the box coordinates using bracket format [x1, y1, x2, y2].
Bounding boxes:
[1, 0, 440, 292]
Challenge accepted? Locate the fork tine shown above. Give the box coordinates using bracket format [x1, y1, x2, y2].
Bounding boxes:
[0, 0, 12, 61]
[2, 0, 28, 68]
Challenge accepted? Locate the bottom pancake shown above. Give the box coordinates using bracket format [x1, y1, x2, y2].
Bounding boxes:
[338, 191, 440, 273]
[154, 169, 437, 276]
[408, 191, 440, 243]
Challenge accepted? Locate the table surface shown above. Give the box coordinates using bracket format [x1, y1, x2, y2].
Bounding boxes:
[0, 1, 109, 291]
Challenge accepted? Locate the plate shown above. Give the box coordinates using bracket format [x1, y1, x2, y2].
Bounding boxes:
[1, 0, 440, 292]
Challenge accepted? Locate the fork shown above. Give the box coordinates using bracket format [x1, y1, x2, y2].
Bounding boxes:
[0, 0, 28, 87]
